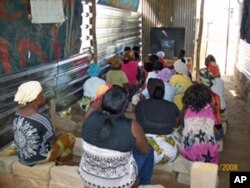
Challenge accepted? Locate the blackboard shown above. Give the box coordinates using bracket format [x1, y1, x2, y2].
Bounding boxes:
[150, 27, 185, 58]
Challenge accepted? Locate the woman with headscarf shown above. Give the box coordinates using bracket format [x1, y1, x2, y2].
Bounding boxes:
[206, 64, 226, 111]
[79, 86, 154, 187]
[80, 63, 106, 111]
[156, 51, 166, 66]
[106, 55, 129, 91]
[135, 78, 181, 164]
[174, 49, 192, 80]
[13, 81, 75, 166]
[84, 83, 112, 119]
[169, 65, 193, 111]
[205, 54, 221, 78]
[199, 68, 225, 141]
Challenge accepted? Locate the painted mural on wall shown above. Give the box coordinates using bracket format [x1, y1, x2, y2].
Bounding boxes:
[0, 0, 82, 75]
[97, 0, 140, 12]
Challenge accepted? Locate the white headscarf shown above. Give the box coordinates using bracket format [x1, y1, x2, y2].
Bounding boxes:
[14, 81, 42, 105]
[156, 51, 165, 58]
[174, 59, 188, 76]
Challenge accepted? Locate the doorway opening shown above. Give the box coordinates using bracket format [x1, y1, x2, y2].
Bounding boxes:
[197, 0, 242, 75]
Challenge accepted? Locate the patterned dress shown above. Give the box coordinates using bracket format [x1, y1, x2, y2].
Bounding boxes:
[181, 105, 219, 164]
[79, 111, 138, 187]
[135, 98, 181, 164]
[146, 131, 181, 164]
[169, 74, 192, 110]
[13, 112, 55, 166]
[79, 141, 138, 188]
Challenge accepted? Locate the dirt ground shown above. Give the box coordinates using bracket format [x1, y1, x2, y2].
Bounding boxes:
[69, 76, 250, 188]
[1, 75, 248, 188]
[64, 75, 250, 188]
[216, 76, 250, 187]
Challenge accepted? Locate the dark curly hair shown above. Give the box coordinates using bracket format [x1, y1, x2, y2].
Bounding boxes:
[124, 46, 131, 52]
[153, 61, 163, 71]
[144, 62, 154, 72]
[182, 83, 212, 112]
[149, 54, 159, 63]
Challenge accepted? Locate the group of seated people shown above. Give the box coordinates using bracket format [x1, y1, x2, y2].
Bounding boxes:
[7, 47, 226, 187]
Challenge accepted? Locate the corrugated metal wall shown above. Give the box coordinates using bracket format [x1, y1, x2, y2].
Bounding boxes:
[173, 0, 196, 57]
[82, 2, 141, 64]
[0, 0, 86, 148]
[237, 39, 250, 79]
[0, 49, 92, 148]
[0, 1, 142, 148]
[141, 0, 196, 59]
[141, 0, 174, 59]
[95, 4, 141, 64]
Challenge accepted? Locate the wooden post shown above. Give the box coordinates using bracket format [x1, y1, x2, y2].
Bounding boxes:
[49, 99, 56, 127]
[195, 0, 205, 81]
[91, 0, 97, 63]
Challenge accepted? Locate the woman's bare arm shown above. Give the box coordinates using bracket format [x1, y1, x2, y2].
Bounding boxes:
[131, 119, 150, 154]
[175, 116, 180, 128]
